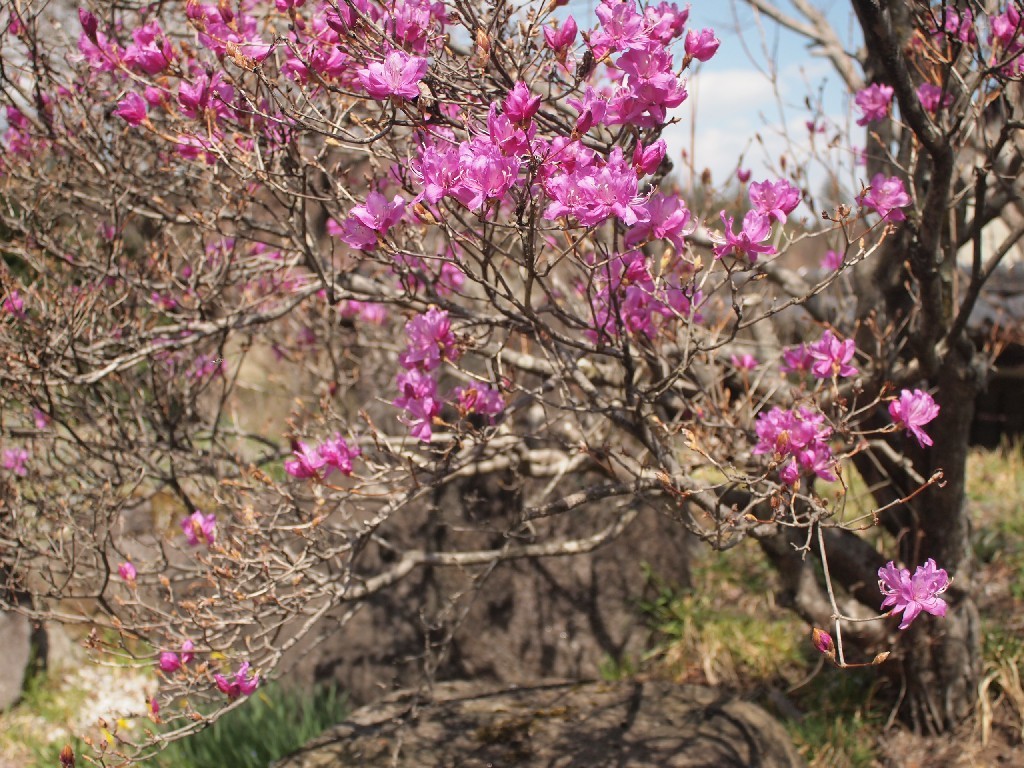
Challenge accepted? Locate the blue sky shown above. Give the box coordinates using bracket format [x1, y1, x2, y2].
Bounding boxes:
[668, 1, 864, 190]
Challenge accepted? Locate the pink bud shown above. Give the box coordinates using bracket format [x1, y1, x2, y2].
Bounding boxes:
[118, 561, 137, 583]
[78, 8, 98, 41]
[685, 28, 720, 62]
[503, 82, 540, 124]
[811, 627, 835, 657]
[158, 652, 181, 673]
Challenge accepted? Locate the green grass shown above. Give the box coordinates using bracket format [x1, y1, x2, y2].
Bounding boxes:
[640, 545, 887, 766]
[152, 682, 348, 768]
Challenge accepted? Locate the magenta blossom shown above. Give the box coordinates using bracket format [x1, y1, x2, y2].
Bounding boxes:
[399, 307, 459, 371]
[118, 561, 137, 583]
[878, 559, 950, 630]
[808, 330, 858, 379]
[453, 383, 505, 420]
[214, 662, 260, 699]
[730, 353, 758, 371]
[684, 28, 720, 61]
[3, 290, 25, 318]
[32, 408, 50, 430]
[712, 210, 776, 262]
[181, 510, 216, 547]
[2, 448, 29, 476]
[888, 389, 940, 447]
[749, 179, 801, 224]
[543, 16, 578, 57]
[158, 640, 195, 673]
[318, 433, 361, 476]
[158, 652, 182, 673]
[854, 83, 894, 125]
[503, 82, 540, 124]
[917, 82, 951, 114]
[357, 50, 428, 100]
[114, 92, 147, 125]
[858, 174, 910, 222]
[394, 368, 442, 441]
[284, 441, 327, 478]
[820, 250, 844, 271]
[780, 344, 813, 375]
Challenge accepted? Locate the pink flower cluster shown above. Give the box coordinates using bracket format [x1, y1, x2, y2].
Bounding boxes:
[2, 447, 29, 476]
[284, 434, 361, 479]
[214, 662, 260, 699]
[393, 308, 460, 441]
[712, 179, 799, 262]
[754, 406, 836, 485]
[878, 558, 950, 630]
[588, 251, 702, 341]
[392, 308, 505, 440]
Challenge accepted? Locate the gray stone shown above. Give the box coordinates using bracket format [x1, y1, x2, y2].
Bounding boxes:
[0, 611, 32, 711]
[274, 679, 806, 768]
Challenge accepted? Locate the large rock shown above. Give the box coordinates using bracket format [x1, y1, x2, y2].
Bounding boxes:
[274, 679, 805, 768]
[0, 611, 32, 711]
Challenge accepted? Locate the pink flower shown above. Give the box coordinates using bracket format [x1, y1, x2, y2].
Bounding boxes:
[158, 652, 181, 673]
[394, 368, 441, 442]
[118, 562, 138, 583]
[453, 383, 505, 419]
[858, 173, 910, 222]
[32, 408, 50, 430]
[808, 330, 858, 379]
[318, 434, 360, 476]
[712, 210, 776, 262]
[358, 50, 428, 100]
[888, 389, 940, 447]
[854, 83, 893, 125]
[2, 448, 29, 476]
[399, 307, 459, 371]
[730, 353, 758, 371]
[503, 82, 540, 124]
[123, 21, 174, 75]
[214, 662, 260, 699]
[878, 559, 950, 630]
[749, 179, 801, 224]
[820, 250, 844, 271]
[780, 344, 812, 374]
[624, 192, 693, 252]
[114, 92, 147, 125]
[754, 406, 836, 483]
[180, 510, 216, 547]
[632, 139, 666, 176]
[917, 82, 951, 114]
[332, 191, 406, 250]
[543, 16, 578, 56]
[3, 290, 25, 318]
[684, 28, 720, 62]
[284, 441, 327, 478]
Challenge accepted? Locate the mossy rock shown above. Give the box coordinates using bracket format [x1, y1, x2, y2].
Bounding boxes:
[274, 679, 805, 767]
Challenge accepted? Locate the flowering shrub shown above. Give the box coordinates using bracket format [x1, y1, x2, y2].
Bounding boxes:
[0, 0, 1022, 753]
